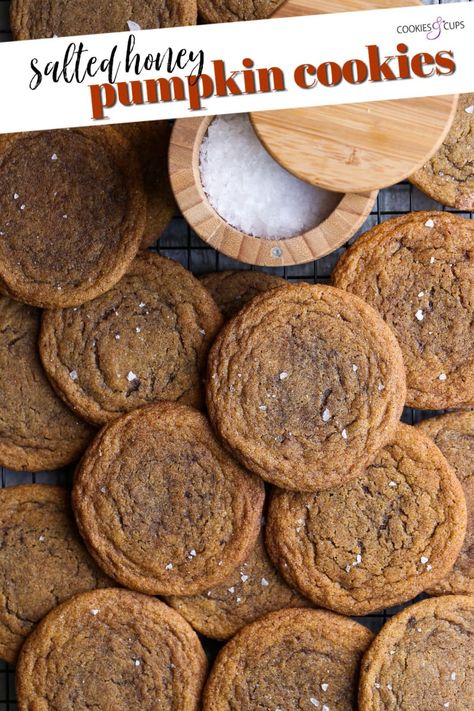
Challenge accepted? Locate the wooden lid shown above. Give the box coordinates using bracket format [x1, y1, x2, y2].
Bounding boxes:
[250, 0, 458, 193]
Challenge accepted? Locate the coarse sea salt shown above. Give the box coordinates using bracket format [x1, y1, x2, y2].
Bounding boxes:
[200, 114, 342, 240]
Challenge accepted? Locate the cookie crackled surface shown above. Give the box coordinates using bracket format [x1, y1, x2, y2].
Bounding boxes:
[73, 403, 264, 595]
[206, 283, 406, 491]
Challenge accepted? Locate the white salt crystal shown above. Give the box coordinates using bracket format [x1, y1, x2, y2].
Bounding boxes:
[322, 408, 331, 422]
[425, 219, 435, 228]
[415, 309, 424, 321]
[200, 114, 342, 240]
[465, 105, 474, 114]
[439, 373, 447, 381]
[127, 20, 142, 31]
[127, 371, 138, 382]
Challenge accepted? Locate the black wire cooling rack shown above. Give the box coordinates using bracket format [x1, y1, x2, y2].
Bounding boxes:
[0, 0, 472, 708]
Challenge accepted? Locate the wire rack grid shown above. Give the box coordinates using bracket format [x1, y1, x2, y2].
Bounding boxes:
[0, 0, 472, 708]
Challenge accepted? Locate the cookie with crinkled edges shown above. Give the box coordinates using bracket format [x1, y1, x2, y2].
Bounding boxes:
[166, 532, 310, 640]
[202, 608, 373, 711]
[11, 0, 197, 39]
[206, 283, 406, 492]
[198, 0, 285, 22]
[16, 589, 207, 711]
[200, 270, 286, 319]
[117, 122, 176, 249]
[359, 595, 474, 711]
[0, 485, 112, 664]
[40, 253, 222, 425]
[0, 296, 92, 472]
[73, 403, 264, 596]
[0, 127, 145, 308]
[266, 423, 467, 616]
[333, 211, 474, 409]
[410, 93, 474, 209]
[417, 411, 474, 596]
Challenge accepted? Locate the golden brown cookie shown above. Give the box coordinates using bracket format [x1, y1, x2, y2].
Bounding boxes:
[417, 411, 474, 596]
[0, 127, 145, 308]
[166, 532, 310, 640]
[359, 595, 474, 711]
[11, 0, 197, 38]
[117, 122, 176, 249]
[0, 296, 92, 471]
[266, 424, 467, 616]
[410, 93, 474, 209]
[333, 211, 474, 410]
[0, 485, 111, 664]
[202, 608, 373, 711]
[73, 403, 264, 595]
[200, 270, 286, 319]
[16, 589, 207, 711]
[206, 283, 406, 492]
[199, 0, 284, 23]
[40, 253, 223, 425]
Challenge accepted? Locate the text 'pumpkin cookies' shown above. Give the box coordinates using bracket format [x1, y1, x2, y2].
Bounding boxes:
[73, 403, 264, 595]
[207, 283, 406, 491]
[333, 211, 474, 410]
[417, 411, 474, 596]
[200, 270, 286, 320]
[11, 0, 197, 39]
[0, 127, 145, 308]
[359, 595, 474, 711]
[166, 532, 310, 640]
[16, 589, 207, 711]
[0, 297, 92, 471]
[0, 485, 111, 664]
[40, 254, 222, 425]
[202, 608, 373, 711]
[267, 424, 467, 616]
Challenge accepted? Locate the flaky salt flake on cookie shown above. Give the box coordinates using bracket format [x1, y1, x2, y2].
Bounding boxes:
[73, 403, 264, 596]
[333, 211, 474, 409]
[266, 424, 467, 615]
[207, 283, 406, 491]
[359, 596, 474, 711]
[16, 589, 207, 711]
[202, 608, 373, 711]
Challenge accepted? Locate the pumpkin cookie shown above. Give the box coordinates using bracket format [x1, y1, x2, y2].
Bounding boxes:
[0, 127, 145, 308]
[206, 283, 406, 491]
[359, 595, 474, 711]
[410, 94, 474, 209]
[0, 485, 111, 664]
[0, 297, 92, 471]
[118, 122, 176, 249]
[333, 211, 474, 409]
[40, 253, 222, 425]
[266, 424, 467, 616]
[202, 608, 373, 711]
[73, 403, 264, 595]
[166, 533, 309, 640]
[16, 589, 207, 711]
[200, 270, 286, 319]
[198, 0, 285, 23]
[11, 0, 197, 39]
[417, 411, 474, 596]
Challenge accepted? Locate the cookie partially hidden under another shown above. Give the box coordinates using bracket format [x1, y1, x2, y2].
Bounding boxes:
[333, 211, 474, 410]
[16, 589, 207, 711]
[417, 411, 474, 596]
[200, 270, 286, 319]
[11, 0, 197, 39]
[0, 127, 145, 308]
[207, 283, 406, 491]
[0, 485, 111, 664]
[166, 532, 310, 639]
[202, 608, 373, 711]
[0, 296, 92, 472]
[266, 424, 467, 616]
[410, 93, 474, 209]
[198, 0, 285, 23]
[359, 595, 474, 710]
[73, 403, 264, 596]
[40, 253, 223, 425]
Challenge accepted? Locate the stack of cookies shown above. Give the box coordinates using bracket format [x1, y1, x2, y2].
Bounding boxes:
[2, 6, 474, 702]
